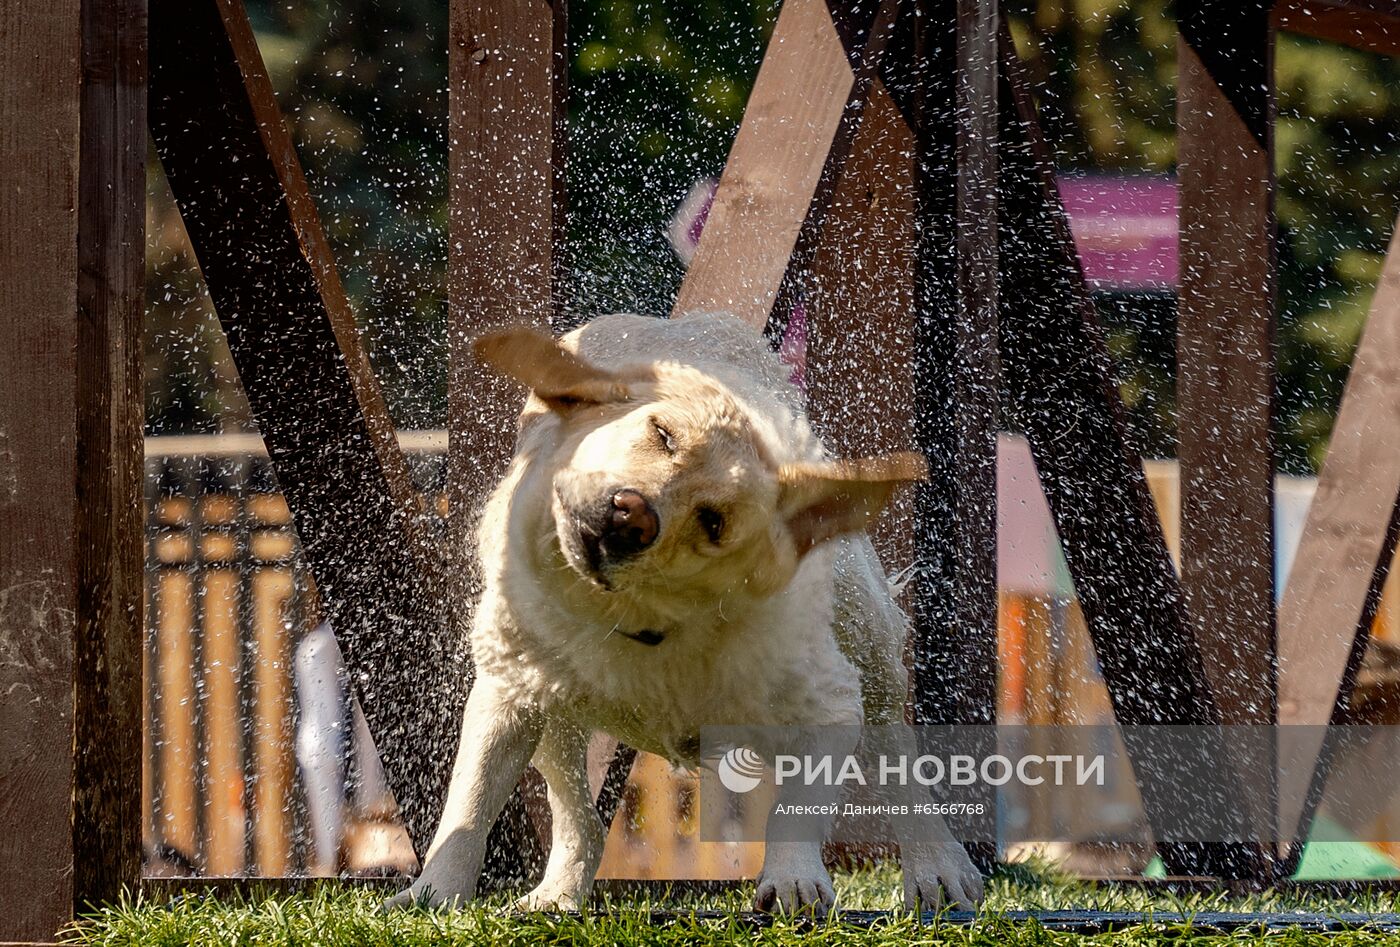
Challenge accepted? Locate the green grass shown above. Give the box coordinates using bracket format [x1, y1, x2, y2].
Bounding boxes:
[66, 863, 1400, 947]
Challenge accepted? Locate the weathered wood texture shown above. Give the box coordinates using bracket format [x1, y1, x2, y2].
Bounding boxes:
[73, 0, 147, 914]
[1176, 11, 1277, 728]
[1274, 0, 1400, 57]
[0, 0, 83, 939]
[899, 0, 1000, 727]
[1277, 217, 1400, 845]
[448, 0, 568, 882]
[672, 0, 900, 331]
[994, 40, 1258, 877]
[148, 0, 451, 854]
[804, 81, 917, 574]
[0, 0, 145, 938]
[448, 0, 566, 536]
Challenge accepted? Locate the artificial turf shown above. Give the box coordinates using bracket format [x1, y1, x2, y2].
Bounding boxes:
[66, 862, 1400, 946]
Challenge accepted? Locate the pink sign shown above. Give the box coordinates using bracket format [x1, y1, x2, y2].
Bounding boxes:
[668, 174, 1178, 387]
[1057, 176, 1178, 290]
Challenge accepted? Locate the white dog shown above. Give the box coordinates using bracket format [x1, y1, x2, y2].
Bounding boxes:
[387, 312, 983, 914]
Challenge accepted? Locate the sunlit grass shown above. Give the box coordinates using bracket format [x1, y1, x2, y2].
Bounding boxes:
[66, 861, 1400, 947]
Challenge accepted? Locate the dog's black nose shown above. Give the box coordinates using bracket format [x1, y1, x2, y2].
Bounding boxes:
[601, 489, 659, 558]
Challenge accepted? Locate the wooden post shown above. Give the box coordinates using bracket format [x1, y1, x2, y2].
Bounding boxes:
[73, 0, 147, 914]
[448, 0, 566, 514]
[448, 0, 567, 881]
[897, 0, 999, 728]
[0, 0, 145, 938]
[804, 81, 917, 572]
[148, 0, 452, 854]
[1176, 3, 1277, 876]
[1176, 0, 1277, 729]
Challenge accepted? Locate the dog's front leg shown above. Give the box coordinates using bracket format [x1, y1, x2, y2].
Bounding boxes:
[863, 725, 984, 913]
[516, 718, 604, 911]
[385, 674, 542, 910]
[753, 727, 856, 917]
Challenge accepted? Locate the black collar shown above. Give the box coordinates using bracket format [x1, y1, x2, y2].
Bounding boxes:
[617, 628, 666, 646]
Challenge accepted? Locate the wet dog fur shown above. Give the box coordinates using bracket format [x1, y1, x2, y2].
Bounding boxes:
[387, 312, 983, 915]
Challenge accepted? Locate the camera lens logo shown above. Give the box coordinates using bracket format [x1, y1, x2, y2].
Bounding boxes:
[717, 746, 765, 794]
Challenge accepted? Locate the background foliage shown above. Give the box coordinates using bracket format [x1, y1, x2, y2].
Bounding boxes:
[145, 0, 1400, 474]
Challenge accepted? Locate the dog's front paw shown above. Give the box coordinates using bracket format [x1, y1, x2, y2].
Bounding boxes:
[381, 878, 471, 912]
[903, 844, 984, 913]
[753, 868, 836, 917]
[514, 883, 585, 913]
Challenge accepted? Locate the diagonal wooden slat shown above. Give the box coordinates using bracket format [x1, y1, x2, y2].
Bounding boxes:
[1277, 215, 1400, 849]
[148, 0, 453, 854]
[1274, 0, 1400, 57]
[1176, 6, 1278, 731]
[672, 0, 902, 330]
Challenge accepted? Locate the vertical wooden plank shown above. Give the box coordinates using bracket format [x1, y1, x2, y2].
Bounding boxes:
[1176, 9, 1277, 875]
[1, 0, 144, 935]
[905, 0, 999, 728]
[198, 475, 248, 876]
[1277, 218, 1400, 847]
[251, 570, 296, 876]
[142, 566, 157, 866]
[148, 0, 451, 854]
[0, 2, 81, 933]
[448, 0, 566, 517]
[73, 0, 146, 911]
[154, 572, 201, 864]
[448, 0, 566, 883]
[1176, 2, 1277, 728]
[145, 474, 183, 871]
[201, 568, 247, 875]
[672, 0, 902, 330]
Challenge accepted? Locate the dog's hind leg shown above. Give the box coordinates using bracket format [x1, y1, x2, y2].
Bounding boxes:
[833, 539, 984, 912]
[516, 718, 605, 911]
[385, 674, 542, 910]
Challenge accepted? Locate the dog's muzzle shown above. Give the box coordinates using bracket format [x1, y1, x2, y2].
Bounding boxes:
[577, 489, 660, 577]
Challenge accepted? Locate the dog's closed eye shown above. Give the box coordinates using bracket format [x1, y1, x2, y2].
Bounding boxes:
[652, 418, 677, 454]
[696, 506, 724, 544]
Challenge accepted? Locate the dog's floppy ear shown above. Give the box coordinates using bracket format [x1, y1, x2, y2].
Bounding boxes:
[474, 326, 633, 411]
[778, 452, 927, 556]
